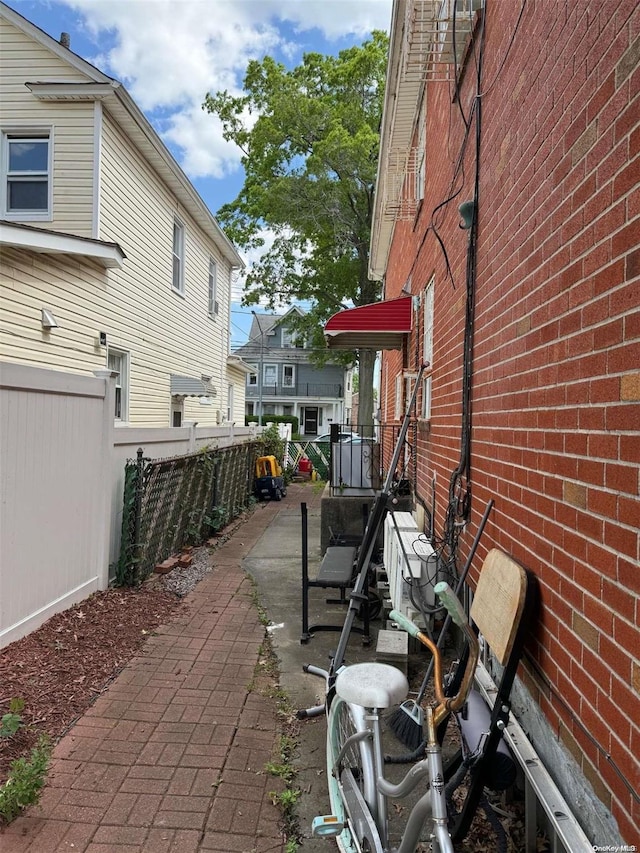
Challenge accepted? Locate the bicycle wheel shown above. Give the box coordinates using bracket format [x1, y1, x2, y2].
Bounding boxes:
[326, 697, 382, 853]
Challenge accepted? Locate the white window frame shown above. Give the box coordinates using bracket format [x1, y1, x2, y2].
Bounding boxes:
[227, 383, 234, 422]
[263, 364, 277, 387]
[2, 128, 53, 220]
[172, 219, 185, 295]
[107, 348, 129, 422]
[422, 376, 432, 420]
[423, 277, 434, 366]
[415, 94, 426, 204]
[208, 257, 218, 317]
[394, 374, 403, 420]
[282, 364, 295, 388]
[171, 398, 184, 427]
[247, 365, 258, 386]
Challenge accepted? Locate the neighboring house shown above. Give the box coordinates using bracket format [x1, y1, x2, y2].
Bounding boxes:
[328, 1, 639, 846]
[0, 2, 251, 427]
[234, 307, 346, 435]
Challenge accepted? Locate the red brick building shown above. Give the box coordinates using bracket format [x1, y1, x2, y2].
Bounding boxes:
[364, 0, 638, 844]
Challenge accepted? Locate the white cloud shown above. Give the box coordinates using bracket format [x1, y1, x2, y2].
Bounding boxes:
[62, 0, 391, 184]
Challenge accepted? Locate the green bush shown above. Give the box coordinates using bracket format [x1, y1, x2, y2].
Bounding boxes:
[260, 423, 285, 463]
[0, 734, 52, 823]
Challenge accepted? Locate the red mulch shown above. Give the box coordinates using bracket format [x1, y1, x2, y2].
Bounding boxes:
[0, 584, 182, 786]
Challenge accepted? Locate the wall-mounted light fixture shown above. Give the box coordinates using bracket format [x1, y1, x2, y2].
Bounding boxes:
[41, 308, 58, 329]
[458, 200, 475, 230]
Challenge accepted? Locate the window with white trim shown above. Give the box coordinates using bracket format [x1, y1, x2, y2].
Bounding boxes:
[172, 219, 185, 294]
[227, 383, 234, 422]
[423, 277, 434, 366]
[208, 257, 218, 317]
[247, 365, 257, 386]
[282, 327, 304, 348]
[263, 364, 277, 387]
[415, 94, 426, 203]
[282, 364, 295, 388]
[107, 349, 129, 421]
[2, 131, 51, 219]
[171, 398, 184, 427]
[394, 374, 403, 420]
[422, 376, 432, 420]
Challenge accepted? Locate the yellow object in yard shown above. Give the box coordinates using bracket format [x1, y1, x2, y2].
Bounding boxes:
[255, 455, 282, 478]
[311, 469, 318, 482]
[254, 455, 286, 501]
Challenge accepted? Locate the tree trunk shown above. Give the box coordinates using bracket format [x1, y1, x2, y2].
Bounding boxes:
[357, 349, 376, 435]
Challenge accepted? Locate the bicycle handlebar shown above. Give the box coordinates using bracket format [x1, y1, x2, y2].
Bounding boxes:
[390, 585, 479, 723]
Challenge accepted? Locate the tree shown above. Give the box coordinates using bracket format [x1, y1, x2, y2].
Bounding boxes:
[203, 32, 389, 428]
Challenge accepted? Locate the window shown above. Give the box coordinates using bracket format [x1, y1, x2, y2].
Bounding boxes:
[208, 258, 218, 317]
[3, 131, 51, 219]
[283, 405, 293, 416]
[423, 277, 434, 365]
[246, 402, 254, 416]
[107, 349, 129, 421]
[171, 398, 184, 427]
[415, 95, 426, 204]
[263, 364, 277, 387]
[227, 383, 234, 422]
[422, 376, 432, 420]
[282, 327, 304, 348]
[282, 364, 295, 388]
[247, 366, 257, 386]
[172, 219, 185, 294]
[394, 374, 403, 420]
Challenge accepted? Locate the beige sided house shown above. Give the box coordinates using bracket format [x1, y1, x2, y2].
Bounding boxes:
[0, 2, 251, 426]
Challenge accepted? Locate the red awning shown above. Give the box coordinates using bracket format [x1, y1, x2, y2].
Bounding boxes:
[324, 296, 413, 350]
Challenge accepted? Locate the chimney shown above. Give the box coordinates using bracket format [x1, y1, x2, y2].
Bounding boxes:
[59, 32, 70, 49]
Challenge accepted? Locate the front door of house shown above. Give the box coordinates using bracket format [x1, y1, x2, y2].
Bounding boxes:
[304, 407, 318, 435]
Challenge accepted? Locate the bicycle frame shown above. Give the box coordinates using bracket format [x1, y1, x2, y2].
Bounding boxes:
[314, 592, 480, 852]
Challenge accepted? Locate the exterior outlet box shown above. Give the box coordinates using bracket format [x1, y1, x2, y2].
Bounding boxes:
[99, 331, 107, 346]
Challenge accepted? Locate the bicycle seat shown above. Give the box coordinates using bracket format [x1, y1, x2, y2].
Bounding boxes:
[335, 663, 409, 708]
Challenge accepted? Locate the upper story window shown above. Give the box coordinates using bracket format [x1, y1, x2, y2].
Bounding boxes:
[415, 95, 426, 204]
[283, 364, 295, 387]
[281, 327, 304, 348]
[263, 364, 277, 387]
[172, 219, 185, 295]
[208, 258, 218, 317]
[107, 348, 129, 422]
[247, 366, 257, 386]
[2, 130, 51, 220]
[423, 277, 434, 366]
[422, 277, 435, 420]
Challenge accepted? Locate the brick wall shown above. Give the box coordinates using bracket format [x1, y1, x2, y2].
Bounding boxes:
[381, 1, 639, 841]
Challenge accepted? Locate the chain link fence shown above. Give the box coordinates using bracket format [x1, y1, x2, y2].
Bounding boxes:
[116, 441, 261, 586]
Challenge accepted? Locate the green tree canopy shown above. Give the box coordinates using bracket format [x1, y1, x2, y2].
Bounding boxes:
[203, 31, 389, 427]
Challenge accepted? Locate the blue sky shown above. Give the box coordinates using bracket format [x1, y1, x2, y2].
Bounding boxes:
[5, 0, 392, 347]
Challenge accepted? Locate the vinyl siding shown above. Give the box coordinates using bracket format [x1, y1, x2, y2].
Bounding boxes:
[0, 18, 96, 237]
[97, 111, 234, 426]
[0, 246, 109, 373]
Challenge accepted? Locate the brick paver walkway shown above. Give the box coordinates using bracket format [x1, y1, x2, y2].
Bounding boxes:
[0, 486, 318, 853]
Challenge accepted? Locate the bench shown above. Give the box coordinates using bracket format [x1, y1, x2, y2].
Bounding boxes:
[300, 504, 370, 643]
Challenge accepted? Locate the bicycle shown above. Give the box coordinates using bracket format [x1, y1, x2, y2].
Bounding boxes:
[310, 582, 479, 853]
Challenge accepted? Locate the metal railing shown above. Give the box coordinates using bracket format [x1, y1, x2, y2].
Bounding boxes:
[288, 422, 417, 494]
[246, 383, 343, 399]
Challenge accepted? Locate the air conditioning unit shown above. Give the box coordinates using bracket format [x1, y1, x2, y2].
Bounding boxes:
[383, 512, 438, 629]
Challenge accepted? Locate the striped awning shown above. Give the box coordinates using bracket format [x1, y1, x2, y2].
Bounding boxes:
[324, 296, 413, 350]
[170, 375, 216, 397]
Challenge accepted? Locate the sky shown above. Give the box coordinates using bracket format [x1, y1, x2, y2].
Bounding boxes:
[5, 0, 392, 347]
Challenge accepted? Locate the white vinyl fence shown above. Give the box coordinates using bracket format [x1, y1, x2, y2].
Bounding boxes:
[0, 363, 113, 648]
[0, 362, 258, 648]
